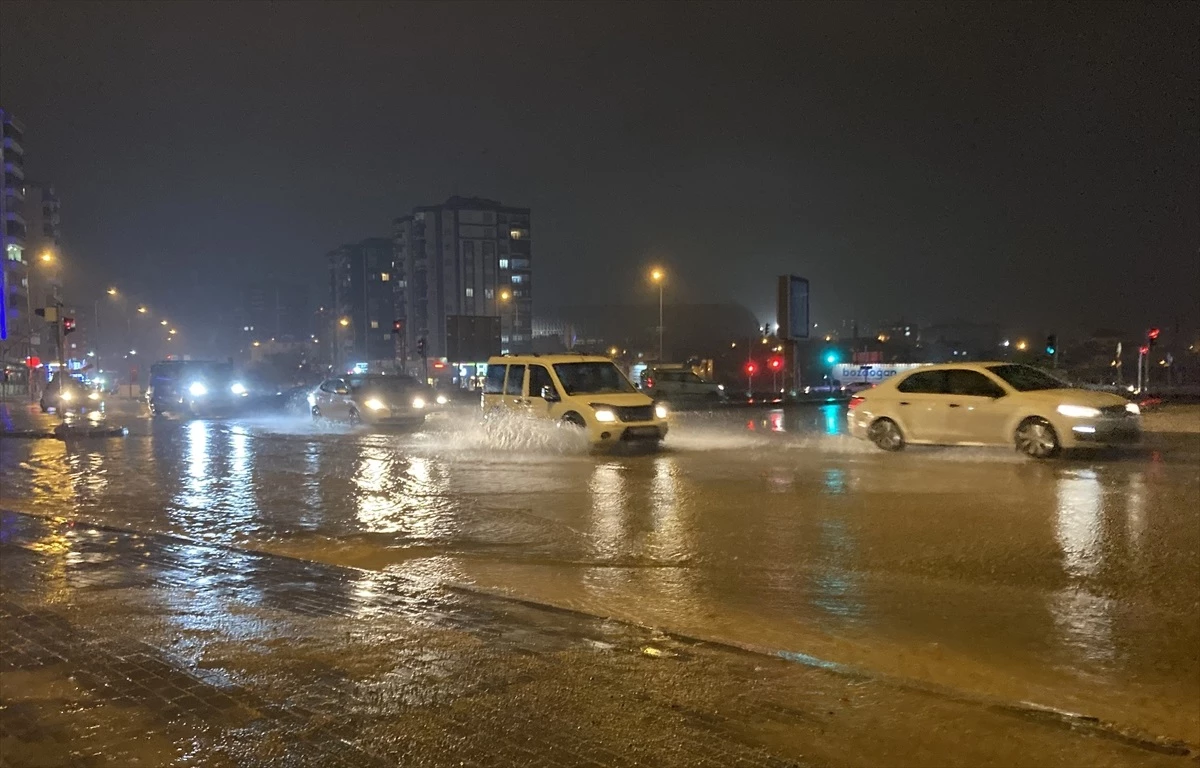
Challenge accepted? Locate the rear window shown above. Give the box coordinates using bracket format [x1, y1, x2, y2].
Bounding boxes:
[484, 365, 506, 395]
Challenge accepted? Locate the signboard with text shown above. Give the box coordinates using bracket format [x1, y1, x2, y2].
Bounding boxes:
[834, 363, 923, 384]
[777, 275, 809, 340]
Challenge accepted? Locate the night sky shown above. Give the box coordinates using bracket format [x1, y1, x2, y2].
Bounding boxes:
[2, 1, 1197, 336]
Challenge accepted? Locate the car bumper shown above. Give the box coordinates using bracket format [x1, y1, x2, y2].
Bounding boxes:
[362, 409, 425, 425]
[1061, 417, 1141, 447]
[590, 421, 669, 444]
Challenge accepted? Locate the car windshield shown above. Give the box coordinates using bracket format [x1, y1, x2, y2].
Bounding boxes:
[985, 364, 1070, 392]
[553, 362, 636, 395]
[349, 376, 419, 393]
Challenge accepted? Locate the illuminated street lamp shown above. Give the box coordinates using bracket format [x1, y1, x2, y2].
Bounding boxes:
[168, 328, 177, 336]
[1016, 340, 1029, 351]
[649, 267, 665, 361]
[339, 316, 350, 327]
[160, 319, 168, 326]
[39, 250, 54, 263]
[107, 287, 118, 296]
[137, 306, 147, 314]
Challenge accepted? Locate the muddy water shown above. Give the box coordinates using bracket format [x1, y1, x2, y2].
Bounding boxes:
[2, 405, 1198, 747]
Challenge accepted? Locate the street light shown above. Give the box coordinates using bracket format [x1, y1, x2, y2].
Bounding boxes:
[137, 306, 147, 314]
[160, 319, 168, 326]
[339, 316, 350, 327]
[39, 251, 54, 263]
[649, 267, 665, 361]
[107, 287, 118, 296]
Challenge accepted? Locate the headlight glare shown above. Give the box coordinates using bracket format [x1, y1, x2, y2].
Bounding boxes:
[364, 398, 386, 411]
[1057, 404, 1100, 419]
[88, 392, 100, 401]
[436, 394, 448, 405]
[411, 397, 426, 409]
[1124, 403, 1140, 415]
[594, 409, 617, 423]
[230, 382, 247, 395]
[188, 382, 208, 397]
[655, 404, 669, 419]
[60, 390, 74, 402]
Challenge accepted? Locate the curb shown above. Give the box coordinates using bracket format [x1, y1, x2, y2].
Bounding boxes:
[0, 426, 128, 440]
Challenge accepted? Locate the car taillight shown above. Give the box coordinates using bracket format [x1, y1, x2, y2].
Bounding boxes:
[848, 396, 866, 410]
[646, 378, 654, 388]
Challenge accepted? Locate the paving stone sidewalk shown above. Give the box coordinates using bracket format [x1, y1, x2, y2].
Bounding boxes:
[0, 511, 1188, 768]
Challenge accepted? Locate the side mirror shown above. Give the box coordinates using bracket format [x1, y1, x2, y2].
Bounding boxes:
[541, 386, 560, 402]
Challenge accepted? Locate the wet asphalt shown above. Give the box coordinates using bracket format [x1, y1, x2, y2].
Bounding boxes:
[1, 398, 1198, 765]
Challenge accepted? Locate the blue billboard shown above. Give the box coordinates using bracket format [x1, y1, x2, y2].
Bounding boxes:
[777, 275, 809, 340]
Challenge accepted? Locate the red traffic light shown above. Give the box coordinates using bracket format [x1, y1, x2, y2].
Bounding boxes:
[63, 317, 76, 335]
[767, 355, 784, 371]
[25, 356, 41, 368]
[1148, 327, 1160, 340]
[392, 319, 404, 334]
[744, 361, 758, 376]
[1139, 345, 1150, 355]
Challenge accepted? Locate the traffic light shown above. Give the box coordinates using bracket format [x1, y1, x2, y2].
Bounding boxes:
[744, 361, 758, 376]
[767, 356, 784, 372]
[1148, 327, 1160, 349]
[1045, 334, 1056, 356]
[63, 317, 76, 335]
[824, 350, 840, 366]
[416, 338, 426, 357]
[392, 319, 404, 335]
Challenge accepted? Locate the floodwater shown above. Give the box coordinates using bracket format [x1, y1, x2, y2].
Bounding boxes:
[2, 402, 1198, 751]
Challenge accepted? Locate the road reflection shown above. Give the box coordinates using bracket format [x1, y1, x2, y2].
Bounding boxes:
[1051, 469, 1113, 663]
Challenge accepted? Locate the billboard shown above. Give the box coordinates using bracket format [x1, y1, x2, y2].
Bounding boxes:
[833, 363, 923, 384]
[777, 275, 809, 340]
[445, 315, 501, 362]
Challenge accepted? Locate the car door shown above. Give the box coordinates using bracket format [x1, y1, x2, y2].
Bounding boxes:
[323, 378, 351, 420]
[893, 370, 952, 443]
[523, 364, 559, 420]
[943, 369, 1012, 444]
[501, 364, 527, 415]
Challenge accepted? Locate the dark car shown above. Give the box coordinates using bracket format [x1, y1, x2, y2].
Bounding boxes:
[40, 374, 104, 414]
[147, 361, 250, 418]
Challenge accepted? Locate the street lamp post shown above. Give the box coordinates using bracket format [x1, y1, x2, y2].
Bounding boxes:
[650, 268, 665, 361]
[499, 289, 513, 353]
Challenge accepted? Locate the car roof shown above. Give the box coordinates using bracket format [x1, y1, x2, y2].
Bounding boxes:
[486, 355, 612, 364]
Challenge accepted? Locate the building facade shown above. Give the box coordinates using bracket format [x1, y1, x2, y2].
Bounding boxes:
[241, 280, 311, 343]
[1, 108, 27, 358]
[328, 237, 400, 371]
[393, 196, 531, 360]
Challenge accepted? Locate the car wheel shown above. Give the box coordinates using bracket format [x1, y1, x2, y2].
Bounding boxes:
[311, 405, 322, 422]
[1015, 417, 1060, 459]
[348, 408, 362, 426]
[561, 412, 586, 430]
[867, 418, 905, 451]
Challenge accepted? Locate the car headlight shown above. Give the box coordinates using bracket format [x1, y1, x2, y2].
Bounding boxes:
[436, 394, 448, 405]
[364, 398, 386, 411]
[88, 392, 100, 401]
[60, 390, 74, 402]
[188, 382, 208, 397]
[717, 384, 725, 391]
[230, 382, 247, 395]
[594, 408, 617, 423]
[655, 404, 669, 419]
[1057, 404, 1100, 419]
[1125, 403, 1140, 416]
[411, 397, 426, 409]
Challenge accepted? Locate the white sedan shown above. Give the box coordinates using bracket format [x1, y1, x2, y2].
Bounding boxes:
[847, 363, 1140, 459]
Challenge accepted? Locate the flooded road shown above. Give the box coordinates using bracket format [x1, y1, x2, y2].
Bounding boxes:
[2, 401, 1198, 756]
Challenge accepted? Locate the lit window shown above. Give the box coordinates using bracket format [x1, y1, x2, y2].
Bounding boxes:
[380, 272, 391, 281]
[465, 288, 474, 298]
[499, 259, 509, 269]
[510, 229, 523, 240]
[370, 320, 379, 329]
[485, 288, 494, 299]
[511, 275, 523, 284]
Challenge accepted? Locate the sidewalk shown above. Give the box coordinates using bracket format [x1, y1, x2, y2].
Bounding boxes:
[0, 511, 1188, 768]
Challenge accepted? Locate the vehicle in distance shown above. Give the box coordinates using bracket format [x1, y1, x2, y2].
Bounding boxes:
[309, 373, 441, 427]
[639, 365, 725, 404]
[147, 361, 249, 418]
[40, 374, 104, 414]
[847, 362, 1140, 458]
[483, 355, 668, 445]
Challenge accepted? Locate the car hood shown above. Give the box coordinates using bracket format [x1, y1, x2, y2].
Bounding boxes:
[1015, 388, 1130, 409]
[585, 393, 655, 407]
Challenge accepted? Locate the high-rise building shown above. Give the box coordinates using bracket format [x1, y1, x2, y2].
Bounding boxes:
[1, 108, 27, 351]
[241, 280, 311, 342]
[20, 182, 60, 260]
[328, 238, 400, 370]
[393, 196, 531, 359]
